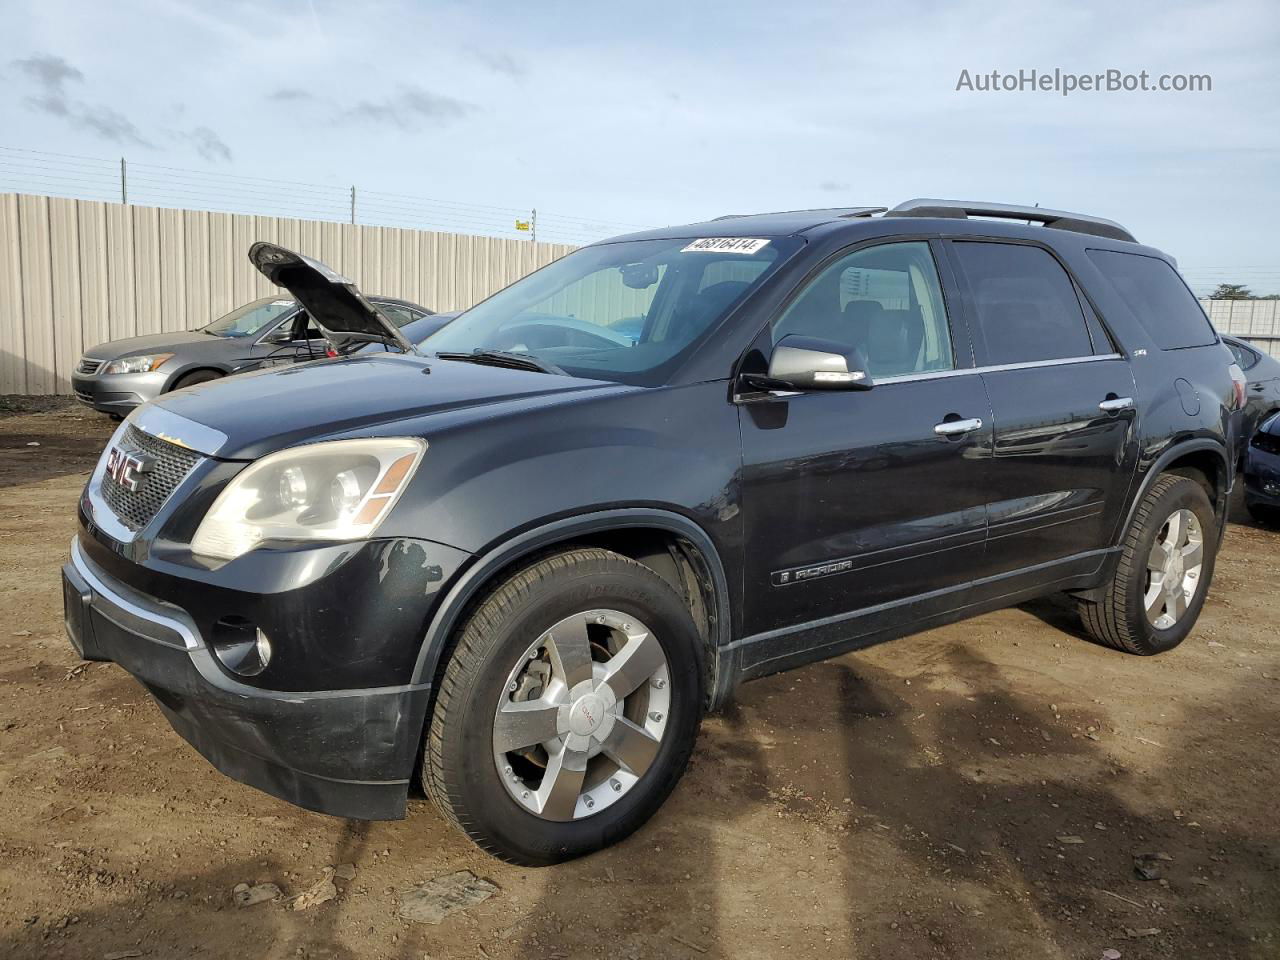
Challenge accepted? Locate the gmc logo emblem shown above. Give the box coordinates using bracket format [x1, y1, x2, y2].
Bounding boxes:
[105, 447, 152, 492]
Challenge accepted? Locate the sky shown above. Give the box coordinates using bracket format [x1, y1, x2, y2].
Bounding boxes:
[2, 0, 1279, 292]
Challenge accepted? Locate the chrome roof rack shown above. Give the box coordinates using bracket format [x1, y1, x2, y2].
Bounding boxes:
[887, 198, 1136, 243]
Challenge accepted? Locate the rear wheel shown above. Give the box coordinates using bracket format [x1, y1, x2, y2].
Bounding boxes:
[423, 547, 704, 865]
[1077, 474, 1217, 655]
[169, 369, 223, 391]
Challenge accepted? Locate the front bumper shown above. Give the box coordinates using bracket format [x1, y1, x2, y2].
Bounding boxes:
[71, 369, 168, 414]
[63, 537, 431, 820]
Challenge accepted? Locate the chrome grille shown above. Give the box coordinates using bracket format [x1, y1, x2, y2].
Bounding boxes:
[99, 425, 202, 532]
[77, 357, 105, 376]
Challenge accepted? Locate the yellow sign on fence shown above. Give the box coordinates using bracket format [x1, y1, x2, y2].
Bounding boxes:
[514, 219, 530, 232]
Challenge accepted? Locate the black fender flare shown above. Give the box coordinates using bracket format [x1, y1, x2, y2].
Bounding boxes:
[408, 508, 734, 699]
[1117, 439, 1231, 547]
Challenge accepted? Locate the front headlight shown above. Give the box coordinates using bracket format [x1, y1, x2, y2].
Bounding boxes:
[103, 353, 173, 375]
[191, 437, 426, 560]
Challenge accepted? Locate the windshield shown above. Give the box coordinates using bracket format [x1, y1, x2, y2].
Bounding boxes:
[425, 237, 800, 384]
[202, 298, 297, 338]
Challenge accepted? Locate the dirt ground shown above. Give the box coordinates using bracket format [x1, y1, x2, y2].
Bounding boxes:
[0, 398, 1277, 960]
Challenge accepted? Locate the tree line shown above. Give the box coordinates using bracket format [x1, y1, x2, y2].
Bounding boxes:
[1208, 284, 1280, 300]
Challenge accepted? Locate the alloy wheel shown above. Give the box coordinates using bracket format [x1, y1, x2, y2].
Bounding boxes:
[1144, 507, 1204, 630]
[492, 609, 670, 821]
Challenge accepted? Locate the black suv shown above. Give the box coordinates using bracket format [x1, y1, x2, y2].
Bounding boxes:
[63, 200, 1243, 865]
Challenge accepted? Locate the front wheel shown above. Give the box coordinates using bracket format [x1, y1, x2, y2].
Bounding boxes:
[423, 547, 704, 865]
[1077, 474, 1218, 655]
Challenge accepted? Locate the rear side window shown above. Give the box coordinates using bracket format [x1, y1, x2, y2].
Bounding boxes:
[1086, 250, 1217, 350]
[1226, 340, 1259, 371]
[952, 242, 1095, 365]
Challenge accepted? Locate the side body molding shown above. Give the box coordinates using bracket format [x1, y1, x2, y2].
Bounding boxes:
[410, 508, 736, 705]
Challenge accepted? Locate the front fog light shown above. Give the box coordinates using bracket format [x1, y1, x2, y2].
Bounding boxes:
[212, 617, 272, 677]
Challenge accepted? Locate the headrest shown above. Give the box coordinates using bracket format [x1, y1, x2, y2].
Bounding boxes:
[866, 307, 926, 373]
[842, 299, 884, 348]
[695, 280, 751, 310]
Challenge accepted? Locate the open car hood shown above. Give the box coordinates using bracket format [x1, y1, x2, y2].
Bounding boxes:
[249, 242, 416, 354]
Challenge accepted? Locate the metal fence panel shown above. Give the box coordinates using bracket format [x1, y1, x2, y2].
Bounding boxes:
[77, 200, 111, 357]
[0, 192, 574, 395]
[0, 195, 26, 393]
[48, 197, 83, 393]
[18, 194, 55, 394]
[1200, 299, 1280, 358]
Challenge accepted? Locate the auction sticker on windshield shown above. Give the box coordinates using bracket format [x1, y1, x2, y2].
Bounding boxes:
[681, 238, 771, 254]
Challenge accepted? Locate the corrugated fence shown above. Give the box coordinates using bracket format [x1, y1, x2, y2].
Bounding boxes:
[0, 193, 575, 395]
[1199, 299, 1280, 358]
[5, 191, 1279, 397]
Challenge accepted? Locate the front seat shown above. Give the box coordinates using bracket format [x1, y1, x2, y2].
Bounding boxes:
[840, 299, 885, 355]
[864, 307, 925, 377]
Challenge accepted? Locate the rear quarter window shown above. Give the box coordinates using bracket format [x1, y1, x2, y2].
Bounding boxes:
[1086, 250, 1217, 350]
[1226, 340, 1260, 371]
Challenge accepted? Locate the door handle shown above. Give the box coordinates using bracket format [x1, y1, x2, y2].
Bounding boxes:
[1098, 396, 1134, 413]
[933, 417, 983, 437]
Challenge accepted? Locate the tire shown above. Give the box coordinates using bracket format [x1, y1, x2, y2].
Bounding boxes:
[169, 369, 223, 391]
[1248, 501, 1280, 527]
[1077, 474, 1217, 655]
[423, 547, 704, 865]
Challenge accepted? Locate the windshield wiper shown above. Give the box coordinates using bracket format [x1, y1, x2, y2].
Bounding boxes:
[434, 350, 564, 375]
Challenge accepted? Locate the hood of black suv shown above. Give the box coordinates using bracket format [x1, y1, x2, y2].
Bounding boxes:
[145, 352, 626, 460]
[249, 243, 416, 353]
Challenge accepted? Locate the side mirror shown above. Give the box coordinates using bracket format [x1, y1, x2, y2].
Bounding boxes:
[261, 329, 292, 345]
[766, 335, 873, 390]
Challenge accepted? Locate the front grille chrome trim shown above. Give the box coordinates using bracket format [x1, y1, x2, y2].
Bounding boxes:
[98, 425, 202, 532]
[85, 418, 206, 544]
[130, 405, 229, 457]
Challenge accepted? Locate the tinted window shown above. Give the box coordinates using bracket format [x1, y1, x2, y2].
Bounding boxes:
[953, 242, 1094, 365]
[1226, 340, 1259, 371]
[773, 241, 954, 379]
[375, 303, 418, 328]
[428, 237, 801, 385]
[294, 312, 322, 341]
[1086, 250, 1216, 350]
[202, 298, 297, 338]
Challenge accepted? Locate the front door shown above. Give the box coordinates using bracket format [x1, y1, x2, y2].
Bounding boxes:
[737, 240, 991, 669]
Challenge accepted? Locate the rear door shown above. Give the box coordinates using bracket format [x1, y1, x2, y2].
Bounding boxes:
[946, 240, 1139, 577]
